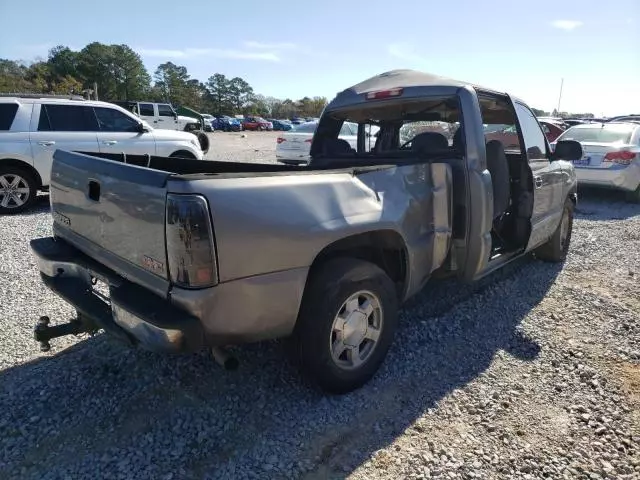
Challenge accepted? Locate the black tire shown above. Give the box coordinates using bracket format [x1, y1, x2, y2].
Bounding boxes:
[289, 258, 398, 394]
[625, 185, 640, 204]
[194, 131, 210, 153]
[0, 166, 38, 215]
[535, 197, 574, 262]
[169, 150, 197, 159]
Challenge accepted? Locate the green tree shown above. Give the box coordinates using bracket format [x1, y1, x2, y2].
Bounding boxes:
[206, 73, 232, 114]
[154, 61, 192, 106]
[0, 59, 31, 92]
[228, 77, 253, 113]
[77, 42, 150, 101]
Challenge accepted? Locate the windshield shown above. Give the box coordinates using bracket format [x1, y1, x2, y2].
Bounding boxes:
[557, 124, 635, 144]
[293, 122, 318, 133]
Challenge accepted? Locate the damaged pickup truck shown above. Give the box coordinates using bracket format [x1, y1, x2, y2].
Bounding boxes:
[30, 69, 584, 393]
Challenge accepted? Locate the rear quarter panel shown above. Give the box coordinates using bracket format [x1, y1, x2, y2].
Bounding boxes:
[168, 161, 453, 301]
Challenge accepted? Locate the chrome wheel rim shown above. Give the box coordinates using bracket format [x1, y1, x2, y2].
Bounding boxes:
[0, 174, 30, 209]
[329, 290, 383, 370]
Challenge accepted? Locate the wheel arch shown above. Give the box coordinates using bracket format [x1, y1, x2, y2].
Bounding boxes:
[0, 158, 43, 188]
[305, 229, 410, 303]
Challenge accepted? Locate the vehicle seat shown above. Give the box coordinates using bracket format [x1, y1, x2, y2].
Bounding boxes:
[485, 139, 511, 219]
[411, 132, 448, 153]
[322, 138, 355, 156]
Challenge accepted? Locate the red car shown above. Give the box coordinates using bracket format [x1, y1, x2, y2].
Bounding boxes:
[242, 116, 273, 131]
[538, 120, 567, 142]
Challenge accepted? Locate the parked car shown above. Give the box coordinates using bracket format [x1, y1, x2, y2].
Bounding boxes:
[551, 122, 640, 202]
[276, 121, 360, 164]
[269, 119, 293, 131]
[212, 115, 243, 132]
[29, 69, 583, 394]
[290, 117, 305, 125]
[0, 95, 206, 214]
[538, 120, 567, 142]
[242, 116, 273, 131]
[112, 101, 200, 132]
[607, 115, 640, 123]
[484, 124, 521, 150]
[201, 114, 215, 132]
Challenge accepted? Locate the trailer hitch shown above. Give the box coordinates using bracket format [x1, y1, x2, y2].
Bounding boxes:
[34, 316, 95, 352]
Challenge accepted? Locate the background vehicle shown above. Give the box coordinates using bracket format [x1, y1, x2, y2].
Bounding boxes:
[0, 95, 205, 214]
[275, 121, 359, 164]
[201, 114, 215, 132]
[29, 70, 582, 393]
[212, 115, 243, 132]
[538, 119, 567, 142]
[269, 119, 293, 131]
[607, 115, 640, 123]
[551, 122, 640, 202]
[112, 101, 200, 132]
[242, 116, 273, 131]
[484, 124, 520, 149]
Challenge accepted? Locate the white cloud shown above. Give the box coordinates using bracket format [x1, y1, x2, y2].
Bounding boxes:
[387, 43, 424, 63]
[244, 41, 297, 50]
[550, 20, 584, 31]
[137, 47, 280, 62]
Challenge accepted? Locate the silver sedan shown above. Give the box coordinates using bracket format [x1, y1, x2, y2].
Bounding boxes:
[551, 122, 640, 202]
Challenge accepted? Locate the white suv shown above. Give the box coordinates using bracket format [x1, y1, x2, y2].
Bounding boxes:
[0, 95, 207, 214]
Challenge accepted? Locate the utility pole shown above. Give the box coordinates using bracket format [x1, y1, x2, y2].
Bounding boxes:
[556, 78, 564, 115]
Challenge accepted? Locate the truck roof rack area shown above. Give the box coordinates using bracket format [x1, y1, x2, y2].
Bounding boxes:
[0, 93, 86, 100]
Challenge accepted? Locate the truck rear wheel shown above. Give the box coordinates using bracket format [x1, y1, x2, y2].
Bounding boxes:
[289, 258, 398, 394]
[0, 166, 37, 215]
[535, 197, 574, 262]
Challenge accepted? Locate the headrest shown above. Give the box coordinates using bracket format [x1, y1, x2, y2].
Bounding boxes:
[411, 132, 449, 152]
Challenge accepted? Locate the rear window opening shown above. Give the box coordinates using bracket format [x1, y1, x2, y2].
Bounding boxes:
[558, 124, 636, 144]
[310, 96, 465, 164]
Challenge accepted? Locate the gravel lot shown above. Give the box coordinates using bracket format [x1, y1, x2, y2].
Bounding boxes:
[0, 135, 638, 479]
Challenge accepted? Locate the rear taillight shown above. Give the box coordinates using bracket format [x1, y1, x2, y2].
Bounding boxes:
[277, 137, 286, 144]
[365, 87, 404, 100]
[165, 194, 217, 288]
[604, 150, 636, 165]
[304, 138, 312, 143]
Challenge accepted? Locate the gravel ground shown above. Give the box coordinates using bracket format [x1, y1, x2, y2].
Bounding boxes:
[0, 136, 638, 480]
[204, 131, 280, 163]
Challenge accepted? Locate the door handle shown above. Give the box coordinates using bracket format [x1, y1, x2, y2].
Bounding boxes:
[37, 141, 55, 147]
[102, 140, 118, 145]
[535, 176, 543, 189]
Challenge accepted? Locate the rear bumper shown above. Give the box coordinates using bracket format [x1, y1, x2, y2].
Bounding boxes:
[30, 237, 204, 353]
[575, 163, 640, 192]
[30, 236, 306, 350]
[275, 151, 310, 164]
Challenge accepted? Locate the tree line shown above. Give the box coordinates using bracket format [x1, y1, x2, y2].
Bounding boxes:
[0, 42, 328, 118]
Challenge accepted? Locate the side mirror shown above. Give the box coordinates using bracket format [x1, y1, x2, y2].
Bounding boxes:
[137, 122, 149, 133]
[552, 139, 582, 161]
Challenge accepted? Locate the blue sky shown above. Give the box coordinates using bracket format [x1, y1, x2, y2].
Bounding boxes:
[0, 0, 638, 116]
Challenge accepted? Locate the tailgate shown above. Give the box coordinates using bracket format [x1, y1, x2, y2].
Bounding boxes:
[50, 150, 171, 297]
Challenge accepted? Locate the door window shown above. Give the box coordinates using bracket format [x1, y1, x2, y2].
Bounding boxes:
[94, 107, 141, 132]
[514, 103, 547, 160]
[157, 104, 175, 117]
[139, 103, 154, 116]
[0, 103, 19, 130]
[38, 104, 98, 132]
